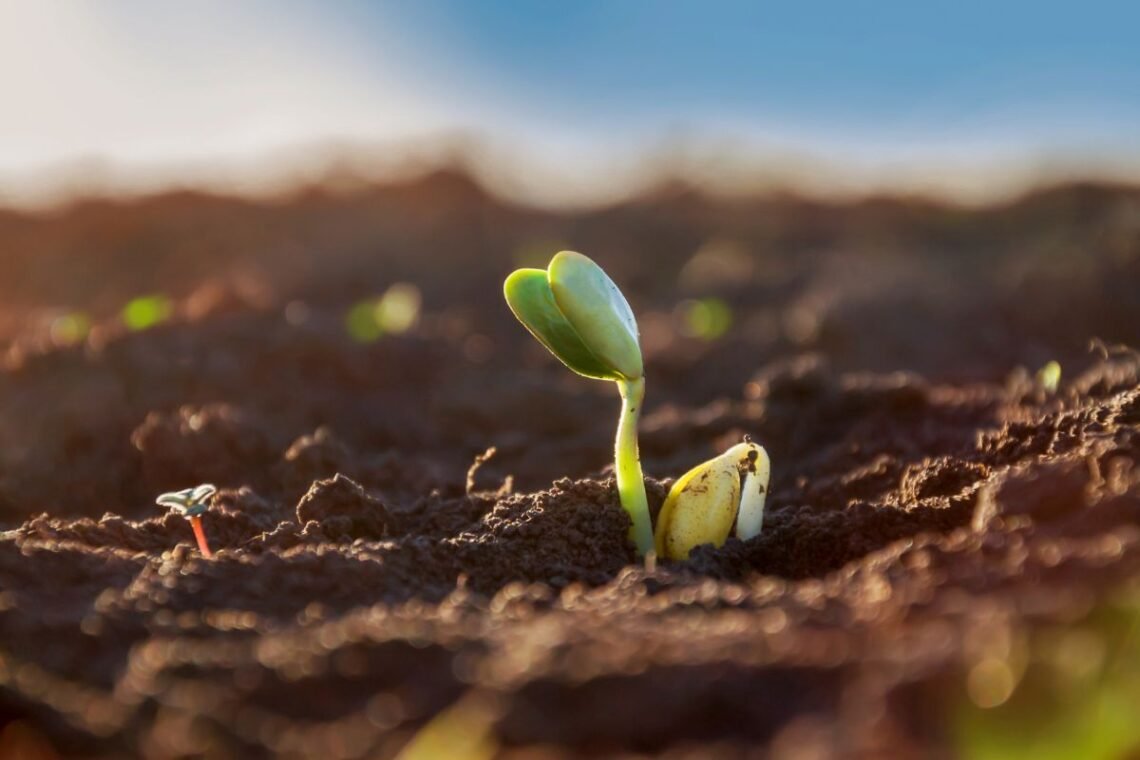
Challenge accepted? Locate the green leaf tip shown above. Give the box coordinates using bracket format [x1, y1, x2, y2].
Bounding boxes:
[503, 252, 642, 381]
[503, 268, 615, 379]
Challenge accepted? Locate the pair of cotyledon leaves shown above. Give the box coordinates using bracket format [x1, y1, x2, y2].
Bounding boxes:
[156, 484, 217, 517]
[503, 251, 643, 382]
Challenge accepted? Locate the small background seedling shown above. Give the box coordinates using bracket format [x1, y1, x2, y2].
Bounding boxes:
[156, 484, 217, 558]
[1036, 360, 1062, 394]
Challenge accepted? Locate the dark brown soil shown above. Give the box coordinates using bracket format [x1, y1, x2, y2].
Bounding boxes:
[0, 175, 1138, 758]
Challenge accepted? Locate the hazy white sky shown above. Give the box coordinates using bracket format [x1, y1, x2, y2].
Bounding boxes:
[0, 1, 463, 169]
[1, 0, 1138, 205]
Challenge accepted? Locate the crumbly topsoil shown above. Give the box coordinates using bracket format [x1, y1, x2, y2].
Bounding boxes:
[0, 177, 1138, 757]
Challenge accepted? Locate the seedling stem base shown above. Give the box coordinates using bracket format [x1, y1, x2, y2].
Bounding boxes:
[616, 377, 653, 555]
[190, 516, 213, 558]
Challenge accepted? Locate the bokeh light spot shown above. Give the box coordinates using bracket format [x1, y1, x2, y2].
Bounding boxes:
[375, 283, 421, 334]
[345, 300, 383, 342]
[967, 658, 1016, 708]
[678, 298, 733, 340]
[50, 311, 90, 346]
[122, 295, 172, 331]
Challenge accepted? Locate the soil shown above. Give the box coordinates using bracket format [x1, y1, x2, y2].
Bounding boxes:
[0, 174, 1138, 758]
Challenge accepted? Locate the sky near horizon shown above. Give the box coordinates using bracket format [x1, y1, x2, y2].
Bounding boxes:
[1, 0, 1138, 202]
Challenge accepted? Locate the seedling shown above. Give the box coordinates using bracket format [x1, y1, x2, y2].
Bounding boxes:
[156, 484, 217, 558]
[504, 251, 654, 554]
[1036, 360, 1062, 394]
[504, 252, 774, 560]
[654, 438, 770, 560]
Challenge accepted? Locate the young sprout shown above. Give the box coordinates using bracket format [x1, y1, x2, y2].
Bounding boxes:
[504, 251, 654, 555]
[156, 484, 217, 558]
[654, 438, 770, 560]
[1036, 360, 1062, 394]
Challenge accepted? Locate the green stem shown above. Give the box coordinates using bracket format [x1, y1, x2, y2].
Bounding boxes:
[615, 376, 653, 555]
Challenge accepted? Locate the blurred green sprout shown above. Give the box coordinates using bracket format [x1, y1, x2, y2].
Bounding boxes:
[1037, 360, 1062, 394]
[156, 483, 217, 558]
[504, 251, 654, 554]
[678, 297, 733, 341]
[346, 283, 422, 343]
[50, 311, 91, 346]
[122, 295, 173, 331]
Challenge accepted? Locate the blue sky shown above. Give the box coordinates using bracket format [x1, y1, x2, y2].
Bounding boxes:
[1, 1, 1137, 203]
[349, 1, 1140, 147]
